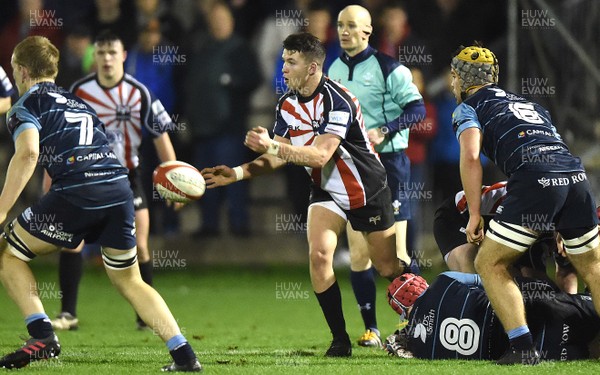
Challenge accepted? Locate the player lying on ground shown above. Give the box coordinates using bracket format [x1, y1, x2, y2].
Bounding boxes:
[0, 36, 199, 372]
[385, 272, 600, 361]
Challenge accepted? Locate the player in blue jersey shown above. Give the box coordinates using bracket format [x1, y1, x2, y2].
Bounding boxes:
[450, 43, 600, 365]
[0, 64, 15, 114]
[328, 5, 426, 348]
[0, 36, 200, 372]
[385, 272, 600, 361]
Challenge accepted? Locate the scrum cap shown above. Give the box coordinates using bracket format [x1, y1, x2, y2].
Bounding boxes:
[387, 273, 429, 319]
[451, 45, 499, 94]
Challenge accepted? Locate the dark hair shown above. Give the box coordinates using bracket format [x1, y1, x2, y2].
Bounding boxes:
[94, 29, 123, 46]
[282, 32, 326, 66]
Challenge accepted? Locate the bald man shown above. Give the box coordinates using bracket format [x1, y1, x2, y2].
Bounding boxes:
[328, 5, 425, 348]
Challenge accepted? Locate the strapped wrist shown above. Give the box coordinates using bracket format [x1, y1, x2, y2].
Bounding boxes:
[233, 166, 244, 181]
[266, 140, 280, 156]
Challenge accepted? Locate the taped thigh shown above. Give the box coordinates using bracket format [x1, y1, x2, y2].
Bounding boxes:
[486, 219, 538, 252]
[101, 248, 138, 270]
[2, 220, 36, 262]
[562, 226, 600, 255]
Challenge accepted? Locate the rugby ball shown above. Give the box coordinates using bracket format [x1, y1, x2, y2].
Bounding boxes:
[153, 161, 205, 203]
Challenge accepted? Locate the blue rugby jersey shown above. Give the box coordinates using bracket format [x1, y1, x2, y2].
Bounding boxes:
[406, 273, 600, 360]
[406, 273, 505, 360]
[452, 85, 582, 176]
[6, 82, 131, 209]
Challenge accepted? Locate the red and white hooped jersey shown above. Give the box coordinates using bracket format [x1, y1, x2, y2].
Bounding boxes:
[273, 76, 388, 210]
[71, 73, 171, 170]
[455, 181, 508, 216]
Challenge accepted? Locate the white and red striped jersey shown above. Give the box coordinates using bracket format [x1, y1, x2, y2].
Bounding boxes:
[273, 76, 388, 210]
[71, 73, 171, 170]
[455, 181, 508, 216]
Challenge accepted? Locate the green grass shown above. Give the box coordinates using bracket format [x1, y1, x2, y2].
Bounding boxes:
[0, 262, 598, 374]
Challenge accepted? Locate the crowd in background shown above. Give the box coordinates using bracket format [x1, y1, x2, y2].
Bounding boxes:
[1, 0, 597, 256]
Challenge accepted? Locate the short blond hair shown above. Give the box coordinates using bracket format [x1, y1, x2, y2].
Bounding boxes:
[13, 36, 60, 80]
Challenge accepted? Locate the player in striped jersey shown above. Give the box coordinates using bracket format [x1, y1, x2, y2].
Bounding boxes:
[434, 181, 507, 272]
[0, 64, 15, 114]
[202, 32, 407, 357]
[52, 30, 178, 331]
[0, 36, 199, 371]
[451, 43, 600, 364]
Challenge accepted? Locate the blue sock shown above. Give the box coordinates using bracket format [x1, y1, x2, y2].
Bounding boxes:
[507, 325, 533, 350]
[166, 335, 196, 365]
[350, 268, 377, 332]
[166, 334, 187, 351]
[25, 313, 53, 339]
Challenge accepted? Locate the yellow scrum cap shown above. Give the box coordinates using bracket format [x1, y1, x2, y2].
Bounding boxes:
[451, 45, 499, 95]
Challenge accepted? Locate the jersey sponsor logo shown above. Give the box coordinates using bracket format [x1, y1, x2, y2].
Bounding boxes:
[48, 92, 87, 109]
[537, 174, 586, 188]
[67, 151, 118, 164]
[84, 170, 117, 178]
[412, 308, 436, 343]
[328, 111, 350, 125]
[413, 323, 427, 343]
[439, 317, 480, 356]
[116, 104, 132, 121]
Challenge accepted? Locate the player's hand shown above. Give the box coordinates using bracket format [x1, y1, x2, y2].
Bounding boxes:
[367, 128, 385, 146]
[466, 215, 485, 245]
[0, 211, 7, 226]
[201, 165, 236, 188]
[244, 126, 272, 154]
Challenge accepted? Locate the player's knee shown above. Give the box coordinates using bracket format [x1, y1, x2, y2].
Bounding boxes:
[2, 221, 36, 262]
[473, 251, 489, 275]
[560, 226, 599, 255]
[309, 245, 332, 267]
[102, 247, 138, 270]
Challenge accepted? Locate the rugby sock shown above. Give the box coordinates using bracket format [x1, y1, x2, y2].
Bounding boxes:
[59, 251, 83, 316]
[167, 335, 196, 365]
[26, 313, 54, 339]
[507, 325, 533, 350]
[315, 281, 349, 341]
[350, 268, 378, 332]
[136, 261, 154, 324]
[139, 261, 154, 286]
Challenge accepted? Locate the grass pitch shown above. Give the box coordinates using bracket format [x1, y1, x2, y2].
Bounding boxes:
[0, 262, 597, 374]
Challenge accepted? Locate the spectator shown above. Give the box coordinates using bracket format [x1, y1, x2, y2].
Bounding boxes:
[87, 0, 137, 49]
[56, 24, 94, 89]
[0, 0, 64, 78]
[184, 0, 261, 237]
